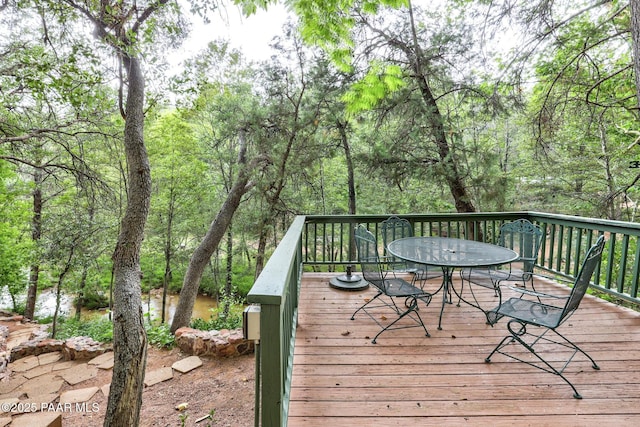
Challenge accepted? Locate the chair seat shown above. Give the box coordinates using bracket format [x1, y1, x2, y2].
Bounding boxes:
[495, 297, 564, 328]
[376, 278, 429, 298]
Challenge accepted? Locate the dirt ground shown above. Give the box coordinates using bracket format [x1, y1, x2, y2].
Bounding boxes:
[63, 346, 256, 427]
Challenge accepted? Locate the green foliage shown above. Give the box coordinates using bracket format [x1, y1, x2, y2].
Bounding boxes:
[342, 63, 406, 115]
[54, 316, 114, 343]
[293, 0, 408, 70]
[146, 322, 176, 348]
[231, 264, 254, 297]
[522, 6, 638, 218]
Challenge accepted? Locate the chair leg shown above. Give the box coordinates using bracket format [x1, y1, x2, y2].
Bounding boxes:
[552, 328, 601, 371]
[371, 296, 430, 344]
[350, 291, 383, 320]
[485, 320, 599, 399]
[457, 278, 502, 325]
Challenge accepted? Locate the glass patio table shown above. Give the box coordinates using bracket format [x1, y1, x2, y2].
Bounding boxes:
[387, 236, 518, 330]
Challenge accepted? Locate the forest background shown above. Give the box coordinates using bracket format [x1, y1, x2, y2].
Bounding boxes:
[2, 0, 640, 425]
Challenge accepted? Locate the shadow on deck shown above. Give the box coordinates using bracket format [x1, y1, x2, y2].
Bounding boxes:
[289, 272, 640, 426]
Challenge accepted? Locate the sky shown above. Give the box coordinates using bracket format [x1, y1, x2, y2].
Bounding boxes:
[174, 2, 292, 64]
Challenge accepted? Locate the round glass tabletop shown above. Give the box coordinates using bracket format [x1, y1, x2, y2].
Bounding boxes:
[387, 236, 519, 268]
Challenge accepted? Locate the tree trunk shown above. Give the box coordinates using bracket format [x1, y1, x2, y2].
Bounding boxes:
[254, 133, 296, 278]
[161, 190, 175, 324]
[104, 55, 150, 427]
[75, 266, 88, 321]
[412, 70, 476, 214]
[224, 226, 233, 317]
[24, 168, 42, 320]
[254, 222, 269, 279]
[337, 119, 357, 262]
[598, 119, 617, 219]
[337, 120, 357, 216]
[407, 2, 477, 214]
[169, 173, 252, 332]
[52, 247, 74, 338]
[170, 131, 255, 333]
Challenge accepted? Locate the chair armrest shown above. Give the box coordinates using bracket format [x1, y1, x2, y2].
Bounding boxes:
[507, 286, 568, 300]
[529, 272, 574, 285]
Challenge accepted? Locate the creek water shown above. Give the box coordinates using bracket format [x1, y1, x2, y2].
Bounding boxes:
[0, 289, 218, 324]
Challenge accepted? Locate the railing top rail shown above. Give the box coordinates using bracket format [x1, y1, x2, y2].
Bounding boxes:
[248, 215, 306, 305]
[304, 212, 640, 234]
[304, 212, 527, 222]
[527, 212, 640, 234]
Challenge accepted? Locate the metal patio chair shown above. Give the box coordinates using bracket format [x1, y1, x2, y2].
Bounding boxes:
[381, 216, 443, 284]
[459, 218, 543, 323]
[351, 224, 433, 344]
[484, 235, 606, 399]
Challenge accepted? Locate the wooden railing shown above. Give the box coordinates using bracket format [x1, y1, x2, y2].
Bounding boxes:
[247, 216, 304, 427]
[247, 212, 640, 426]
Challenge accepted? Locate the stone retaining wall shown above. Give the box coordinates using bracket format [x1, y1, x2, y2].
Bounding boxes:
[0, 314, 253, 376]
[174, 327, 255, 357]
[9, 335, 108, 362]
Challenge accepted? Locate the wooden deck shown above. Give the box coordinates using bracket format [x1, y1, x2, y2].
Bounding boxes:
[289, 272, 640, 426]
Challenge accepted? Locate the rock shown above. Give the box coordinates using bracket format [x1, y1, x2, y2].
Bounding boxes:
[10, 339, 65, 362]
[63, 336, 107, 360]
[144, 367, 173, 387]
[9, 412, 61, 427]
[174, 328, 255, 358]
[59, 386, 99, 404]
[172, 356, 202, 374]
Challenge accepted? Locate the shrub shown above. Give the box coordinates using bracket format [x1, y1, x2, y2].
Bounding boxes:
[54, 316, 113, 343]
[146, 322, 175, 348]
[76, 290, 109, 310]
[190, 296, 244, 331]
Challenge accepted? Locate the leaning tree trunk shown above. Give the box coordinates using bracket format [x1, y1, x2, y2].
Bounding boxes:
[170, 173, 253, 332]
[104, 55, 150, 427]
[404, 1, 476, 214]
[170, 133, 256, 333]
[254, 132, 296, 278]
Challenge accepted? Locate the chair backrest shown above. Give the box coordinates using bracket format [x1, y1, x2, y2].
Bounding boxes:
[354, 224, 386, 291]
[560, 235, 606, 322]
[381, 216, 414, 246]
[498, 219, 543, 272]
[381, 216, 413, 266]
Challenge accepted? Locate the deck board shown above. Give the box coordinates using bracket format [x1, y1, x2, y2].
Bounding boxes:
[288, 272, 640, 426]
